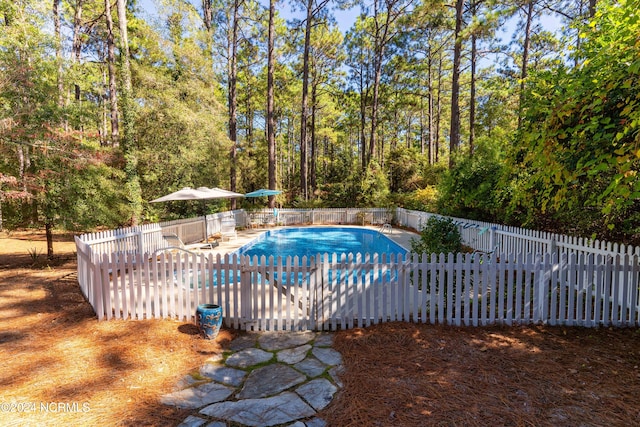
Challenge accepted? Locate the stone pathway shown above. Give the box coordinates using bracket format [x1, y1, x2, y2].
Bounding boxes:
[161, 331, 343, 427]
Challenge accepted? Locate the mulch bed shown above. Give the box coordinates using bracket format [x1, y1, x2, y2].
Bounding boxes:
[320, 322, 640, 426]
[0, 259, 235, 426]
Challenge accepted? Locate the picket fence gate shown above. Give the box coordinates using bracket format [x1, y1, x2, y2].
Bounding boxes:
[88, 249, 640, 330]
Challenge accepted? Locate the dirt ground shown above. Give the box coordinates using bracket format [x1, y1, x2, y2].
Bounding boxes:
[2, 230, 640, 426]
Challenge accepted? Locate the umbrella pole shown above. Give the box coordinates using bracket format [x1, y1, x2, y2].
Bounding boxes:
[201, 201, 208, 242]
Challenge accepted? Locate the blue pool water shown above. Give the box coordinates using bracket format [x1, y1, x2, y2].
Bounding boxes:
[179, 228, 407, 287]
[234, 227, 408, 261]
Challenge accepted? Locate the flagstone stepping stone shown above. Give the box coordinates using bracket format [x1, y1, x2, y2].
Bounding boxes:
[176, 415, 207, 427]
[312, 346, 342, 366]
[294, 357, 327, 378]
[303, 418, 328, 427]
[225, 347, 273, 368]
[228, 333, 259, 351]
[199, 364, 246, 387]
[169, 331, 344, 427]
[161, 382, 234, 409]
[237, 363, 306, 399]
[295, 378, 337, 411]
[258, 331, 316, 351]
[329, 365, 345, 388]
[200, 392, 315, 427]
[313, 333, 334, 347]
[277, 344, 312, 364]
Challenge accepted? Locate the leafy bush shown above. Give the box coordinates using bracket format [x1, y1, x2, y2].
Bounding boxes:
[436, 147, 505, 222]
[400, 186, 439, 212]
[410, 216, 463, 255]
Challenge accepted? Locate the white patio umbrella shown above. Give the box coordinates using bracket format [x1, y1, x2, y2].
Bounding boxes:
[150, 186, 243, 203]
[150, 186, 244, 239]
[201, 187, 244, 199]
[149, 187, 211, 203]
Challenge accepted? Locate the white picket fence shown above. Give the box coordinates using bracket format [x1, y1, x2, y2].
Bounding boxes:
[395, 208, 640, 259]
[84, 249, 639, 330]
[75, 207, 640, 330]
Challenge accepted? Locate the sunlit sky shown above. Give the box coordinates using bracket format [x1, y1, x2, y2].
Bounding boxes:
[137, 0, 563, 69]
[139, 0, 359, 33]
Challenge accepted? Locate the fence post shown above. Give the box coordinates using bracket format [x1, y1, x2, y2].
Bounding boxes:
[535, 253, 550, 324]
[489, 227, 495, 253]
[137, 231, 144, 255]
[548, 238, 557, 257]
[240, 256, 252, 330]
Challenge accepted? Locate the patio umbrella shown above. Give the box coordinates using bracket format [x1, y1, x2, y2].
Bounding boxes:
[205, 187, 245, 199]
[150, 187, 244, 203]
[244, 189, 282, 197]
[149, 187, 212, 203]
[150, 187, 243, 239]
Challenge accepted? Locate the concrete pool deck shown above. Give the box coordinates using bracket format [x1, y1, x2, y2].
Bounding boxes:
[203, 224, 419, 258]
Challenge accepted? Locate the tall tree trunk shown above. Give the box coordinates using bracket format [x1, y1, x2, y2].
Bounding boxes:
[53, 0, 64, 111]
[435, 50, 443, 164]
[428, 53, 435, 163]
[105, 0, 119, 146]
[100, 68, 108, 145]
[228, 0, 239, 209]
[45, 220, 54, 259]
[299, 0, 313, 201]
[518, 1, 533, 130]
[18, 146, 28, 192]
[359, 59, 367, 171]
[202, 0, 212, 31]
[266, 0, 277, 208]
[449, 0, 465, 168]
[117, 0, 141, 225]
[310, 81, 317, 194]
[420, 98, 425, 155]
[469, 1, 477, 157]
[72, 1, 84, 103]
[368, 0, 386, 168]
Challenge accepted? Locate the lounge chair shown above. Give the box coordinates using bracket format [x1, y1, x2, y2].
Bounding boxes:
[161, 233, 218, 253]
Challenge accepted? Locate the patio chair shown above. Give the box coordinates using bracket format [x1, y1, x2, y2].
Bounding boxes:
[220, 218, 237, 241]
[247, 214, 259, 229]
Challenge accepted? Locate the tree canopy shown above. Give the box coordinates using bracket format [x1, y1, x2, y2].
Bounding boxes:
[1, 0, 638, 247]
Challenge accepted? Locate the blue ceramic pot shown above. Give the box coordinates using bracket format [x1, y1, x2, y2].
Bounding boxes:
[196, 304, 223, 340]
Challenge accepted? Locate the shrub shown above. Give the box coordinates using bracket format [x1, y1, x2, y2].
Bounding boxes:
[410, 216, 462, 255]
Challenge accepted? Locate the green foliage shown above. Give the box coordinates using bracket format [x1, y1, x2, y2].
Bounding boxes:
[133, 10, 231, 221]
[508, 0, 640, 238]
[410, 216, 462, 255]
[27, 246, 42, 262]
[437, 146, 505, 222]
[359, 160, 390, 207]
[386, 146, 423, 193]
[398, 186, 439, 212]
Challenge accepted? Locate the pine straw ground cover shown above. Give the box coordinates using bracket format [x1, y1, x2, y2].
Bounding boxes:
[320, 322, 640, 426]
[0, 231, 235, 426]
[2, 230, 640, 427]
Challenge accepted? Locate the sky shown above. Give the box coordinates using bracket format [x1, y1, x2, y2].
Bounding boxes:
[139, 0, 359, 33]
[138, 0, 562, 45]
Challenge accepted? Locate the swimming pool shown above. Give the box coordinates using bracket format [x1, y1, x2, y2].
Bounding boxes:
[234, 227, 408, 262]
[173, 227, 407, 288]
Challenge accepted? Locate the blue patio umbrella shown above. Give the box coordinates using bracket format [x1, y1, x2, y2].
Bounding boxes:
[244, 189, 282, 197]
